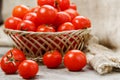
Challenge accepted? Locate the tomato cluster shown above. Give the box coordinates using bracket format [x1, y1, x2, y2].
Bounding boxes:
[0, 48, 39, 79]
[43, 50, 87, 71]
[4, 0, 91, 32]
[0, 48, 87, 79]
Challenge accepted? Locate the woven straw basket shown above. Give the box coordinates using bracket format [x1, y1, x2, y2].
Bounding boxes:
[4, 28, 91, 61]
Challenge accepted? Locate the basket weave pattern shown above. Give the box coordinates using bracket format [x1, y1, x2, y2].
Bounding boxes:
[4, 29, 91, 60]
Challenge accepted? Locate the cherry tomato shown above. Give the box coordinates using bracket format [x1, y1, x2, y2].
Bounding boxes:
[37, 5, 57, 24]
[17, 20, 36, 32]
[30, 6, 40, 13]
[43, 50, 62, 68]
[65, 8, 79, 21]
[18, 60, 39, 79]
[0, 59, 1, 67]
[4, 17, 22, 30]
[72, 16, 91, 30]
[64, 50, 87, 71]
[37, 0, 55, 7]
[1, 48, 26, 74]
[54, 11, 71, 27]
[37, 24, 55, 32]
[57, 22, 75, 31]
[23, 12, 40, 27]
[55, 0, 70, 11]
[12, 5, 30, 19]
[69, 3, 77, 10]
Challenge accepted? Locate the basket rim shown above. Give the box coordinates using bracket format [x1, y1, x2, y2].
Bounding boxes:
[3, 27, 91, 35]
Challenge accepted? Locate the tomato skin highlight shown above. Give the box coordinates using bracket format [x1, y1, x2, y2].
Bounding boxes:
[0, 48, 26, 74]
[17, 20, 36, 32]
[54, 11, 71, 27]
[57, 22, 75, 32]
[43, 50, 62, 68]
[64, 50, 87, 71]
[4, 17, 22, 30]
[72, 16, 91, 30]
[12, 5, 30, 19]
[37, 24, 55, 32]
[37, 5, 57, 24]
[65, 8, 79, 21]
[56, 0, 70, 11]
[37, 0, 55, 7]
[23, 12, 40, 27]
[18, 60, 39, 79]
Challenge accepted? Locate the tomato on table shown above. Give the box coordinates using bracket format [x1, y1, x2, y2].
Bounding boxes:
[64, 50, 87, 71]
[0, 48, 26, 74]
[18, 60, 39, 79]
[43, 50, 62, 68]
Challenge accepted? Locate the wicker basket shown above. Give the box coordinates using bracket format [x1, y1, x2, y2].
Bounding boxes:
[4, 28, 91, 61]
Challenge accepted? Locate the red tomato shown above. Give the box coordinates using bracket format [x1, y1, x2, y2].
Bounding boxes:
[0, 60, 1, 67]
[54, 11, 71, 27]
[43, 50, 62, 68]
[57, 22, 75, 31]
[37, 24, 55, 32]
[56, 0, 70, 11]
[72, 16, 91, 29]
[12, 5, 30, 19]
[23, 12, 40, 27]
[37, 5, 57, 24]
[37, 0, 55, 7]
[30, 6, 40, 13]
[64, 50, 87, 71]
[69, 3, 77, 10]
[18, 60, 39, 79]
[17, 20, 36, 32]
[1, 48, 26, 74]
[4, 17, 22, 30]
[65, 8, 79, 21]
